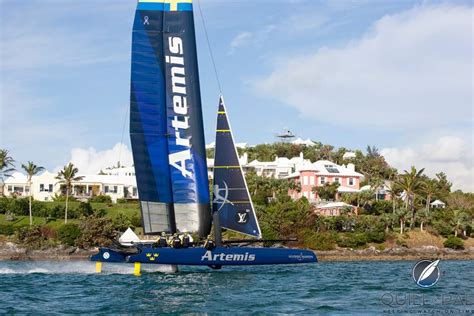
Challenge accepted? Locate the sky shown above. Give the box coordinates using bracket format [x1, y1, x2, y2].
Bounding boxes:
[0, 0, 472, 191]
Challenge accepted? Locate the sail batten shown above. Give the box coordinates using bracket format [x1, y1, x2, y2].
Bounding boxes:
[212, 96, 262, 238]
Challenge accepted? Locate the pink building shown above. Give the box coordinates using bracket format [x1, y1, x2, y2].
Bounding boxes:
[286, 160, 363, 202]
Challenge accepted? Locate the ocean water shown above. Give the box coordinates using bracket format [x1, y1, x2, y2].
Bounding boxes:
[0, 260, 472, 315]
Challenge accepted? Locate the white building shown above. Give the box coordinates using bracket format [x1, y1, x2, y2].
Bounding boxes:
[3, 166, 137, 203]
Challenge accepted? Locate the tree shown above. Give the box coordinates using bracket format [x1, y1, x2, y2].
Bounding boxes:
[312, 182, 340, 201]
[415, 209, 431, 232]
[370, 177, 385, 201]
[394, 166, 424, 227]
[395, 208, 409, 235]
[451, 210, 470, 237]
[56, 163, 84, 223]
[421, 179, 438, 213]
[21, 162, 45, 225]
[380, 213, 395, 233]
[0, 149, 15, 196]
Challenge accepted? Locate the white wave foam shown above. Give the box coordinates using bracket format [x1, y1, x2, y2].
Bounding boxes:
[0, 261, 178, 274]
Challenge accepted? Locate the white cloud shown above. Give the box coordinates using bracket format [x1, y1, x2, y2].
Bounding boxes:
[381, 136, 473, 192]
[229, 31, 253, 52]
[255, 5, 473, 130]
[57, 143, 133, 174]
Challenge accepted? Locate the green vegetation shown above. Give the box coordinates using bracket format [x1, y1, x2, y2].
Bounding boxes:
[443, 236, 464, 250]
[0, 143, 472, 251]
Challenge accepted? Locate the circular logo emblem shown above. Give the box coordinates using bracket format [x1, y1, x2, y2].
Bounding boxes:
[103, 252, 110, 260]
[412, 259, 440, 288]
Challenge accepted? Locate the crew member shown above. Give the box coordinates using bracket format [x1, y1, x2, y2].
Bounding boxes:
[172, 234, 181, 248]
[157, 232, 167, 247]
[204, 236, 216, 250]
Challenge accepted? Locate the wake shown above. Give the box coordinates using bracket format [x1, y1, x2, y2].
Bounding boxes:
[0, 261, 178, 274]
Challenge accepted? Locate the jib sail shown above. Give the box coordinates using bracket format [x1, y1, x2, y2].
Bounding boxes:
[130, 0, 211, 236]
[212, 96, 262, 238]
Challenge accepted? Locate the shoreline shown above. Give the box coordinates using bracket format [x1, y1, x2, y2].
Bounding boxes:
[1, 243, 472, 262]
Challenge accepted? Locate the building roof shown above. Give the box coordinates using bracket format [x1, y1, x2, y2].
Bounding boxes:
[316, 202, 354, 209]
[430, 200, 446, 206]
[337, 186, 360, 193]
[291, 138, 317, 146]
[4, 172, 28, 183]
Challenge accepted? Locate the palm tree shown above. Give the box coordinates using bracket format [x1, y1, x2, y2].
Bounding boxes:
[415, 209, 431, 232]
[21, 162, 45, 225]
[394, 166, 424, 227]
[380, 213, 395, 233]
[0, 149, 15, 196]
[451, 210, 470, 237]
[395, 208, 409, 235]
[370, 177, 385, 201]
[56, 163, 84, 223]
[421, 179, 438, 213]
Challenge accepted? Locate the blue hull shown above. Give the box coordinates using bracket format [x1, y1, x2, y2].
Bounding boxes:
[91, 247, 317, 266]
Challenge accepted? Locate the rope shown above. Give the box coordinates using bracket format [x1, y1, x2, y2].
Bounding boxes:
[196, 0, 222, 95]
[117, 103, 129, 168]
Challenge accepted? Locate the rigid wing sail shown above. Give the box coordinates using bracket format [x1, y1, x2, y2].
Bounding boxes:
[130, 0, 211, 237]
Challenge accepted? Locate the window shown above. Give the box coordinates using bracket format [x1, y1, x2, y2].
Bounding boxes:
[324, 164, 340, 173]
[8, 185, 13, 192]
[304, 191, 309, 199]
[105, 186, 109, 193]
[133, 187, 137, 197]
[25, 186, 30, 193]
[335, 178, 340, 184]
[320, 176, 326, 185]
[114, 186, 118, 193]
[348, 178, 354, 186]
[303, 176, 308, 185]
[309, 176, 315, 185]
[40, 184, 45, 192]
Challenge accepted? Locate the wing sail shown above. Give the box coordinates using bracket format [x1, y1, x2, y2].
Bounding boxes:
[130, 0, 211, 237]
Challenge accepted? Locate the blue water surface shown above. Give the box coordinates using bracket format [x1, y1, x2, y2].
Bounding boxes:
[0, 260, 472, 315]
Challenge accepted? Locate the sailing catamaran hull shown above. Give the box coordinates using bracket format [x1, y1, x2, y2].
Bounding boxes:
[91, 247, 317, 266]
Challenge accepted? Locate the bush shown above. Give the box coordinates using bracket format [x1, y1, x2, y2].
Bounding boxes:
[15, 225, 57, 249]
[116, 198, 127, 204]
[336, 233, 368, 248]
[113, 213, 133, 231]
[58, 224, 81, 246]
[52, 194, 77, 202]
[432, 220, 452, 237]
[75, 214, 116, 249]
[9, 198, 29, 216]
[50, 205, 65, 219]
[366, 231, 386, 243]
[130, 213, 142, 228]
[0, 224, 14, 236]
[89, 195, 112, 203]
[444, 236, 464, 250]
[0, 197, 10, 214]
[75, 202, 93, 217]
[300, 229, 336, 250]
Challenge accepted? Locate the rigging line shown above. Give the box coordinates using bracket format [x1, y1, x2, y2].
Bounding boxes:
[196, 0, 222, 95]
[117, 103, 129, 168]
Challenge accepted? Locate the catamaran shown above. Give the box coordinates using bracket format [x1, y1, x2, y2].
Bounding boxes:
[91, 0, 317, 271]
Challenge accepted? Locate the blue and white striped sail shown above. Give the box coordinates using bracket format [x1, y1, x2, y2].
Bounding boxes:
[212, 97, 262, 238]
[130, 0, 211, 236]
